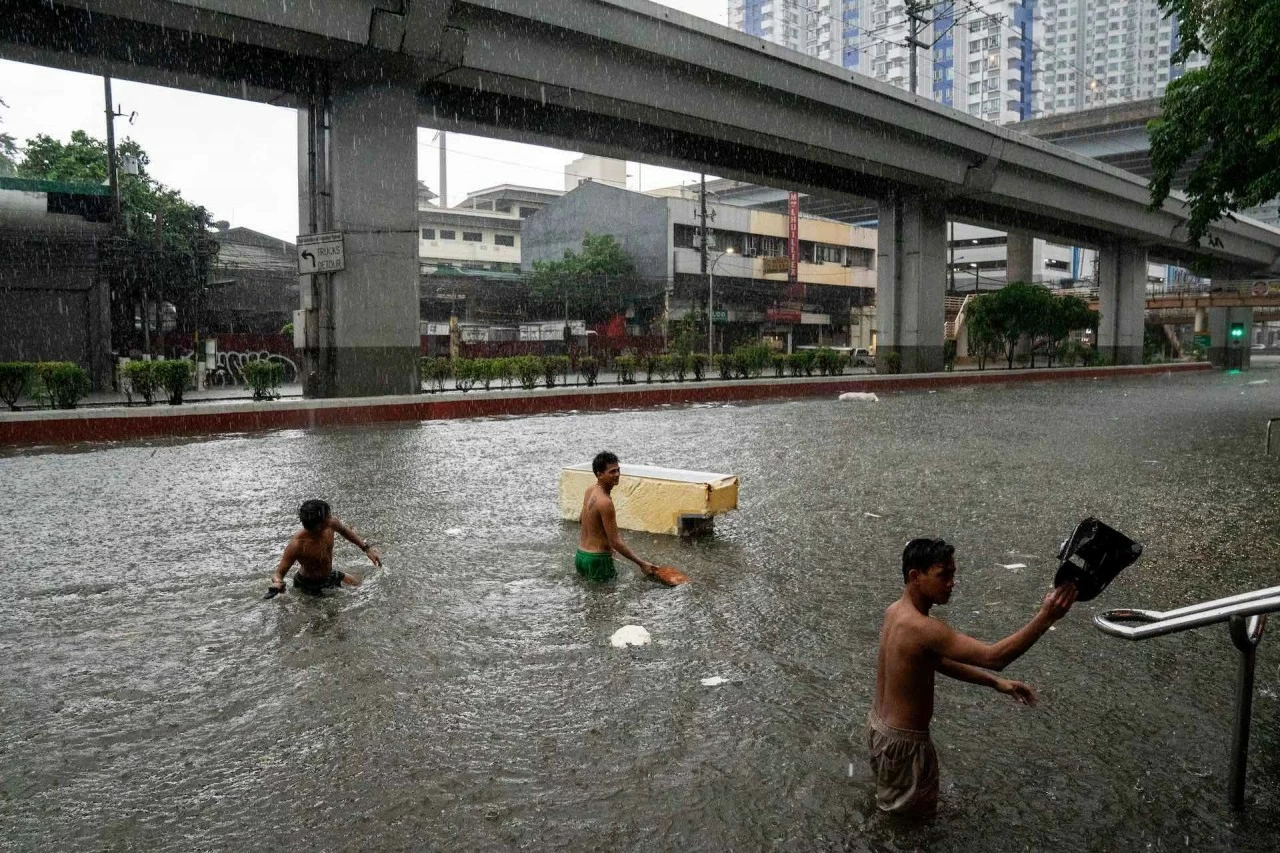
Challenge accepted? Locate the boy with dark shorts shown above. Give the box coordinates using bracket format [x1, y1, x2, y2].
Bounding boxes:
[266, 499, 382, 598]
[868, 538, 1076, 816]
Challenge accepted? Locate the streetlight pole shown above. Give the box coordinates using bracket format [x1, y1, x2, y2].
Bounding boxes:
[707, 248, 735, 356]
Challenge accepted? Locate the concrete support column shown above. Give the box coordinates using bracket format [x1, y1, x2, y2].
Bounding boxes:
[298, 80, 420, 398]
[1005, 229, 1034, 284]
[1194, 307, 1208, 333]
[1096, 240, 1147, 365]
[1207, 306, 1253, 370]
[876, 193, 947, 373]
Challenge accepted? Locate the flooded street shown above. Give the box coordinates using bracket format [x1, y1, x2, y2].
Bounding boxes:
[4, 370, 1280, 851]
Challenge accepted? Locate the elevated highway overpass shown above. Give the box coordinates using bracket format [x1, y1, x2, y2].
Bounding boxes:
[5, 0, 1280, 393]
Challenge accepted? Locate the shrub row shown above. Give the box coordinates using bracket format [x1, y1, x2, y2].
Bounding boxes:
[123, 359, 195, 405]
[0, 361, 92, 410]
[417, 346, 862, 392]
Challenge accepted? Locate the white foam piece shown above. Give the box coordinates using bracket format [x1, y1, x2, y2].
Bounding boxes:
[838, 392, 879, 402]
[1000, 563, 1028, 570]
[700, 676, 728, 686]
[610, 625, 651, 648]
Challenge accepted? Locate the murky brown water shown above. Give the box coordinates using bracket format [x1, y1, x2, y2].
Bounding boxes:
[3, 369, 1280, 851]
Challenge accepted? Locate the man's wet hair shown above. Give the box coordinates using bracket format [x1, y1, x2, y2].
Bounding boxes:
[902, 538, 955, 583]
[592, 451, 620, 476]
[299, 499, 331, 532]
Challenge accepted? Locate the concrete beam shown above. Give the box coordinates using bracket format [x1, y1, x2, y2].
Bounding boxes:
[877, 194, 947, 373]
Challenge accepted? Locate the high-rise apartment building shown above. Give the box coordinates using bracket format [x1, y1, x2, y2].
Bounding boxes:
[726, 1, 1206, 124]
[1036, 0, 1206, 116]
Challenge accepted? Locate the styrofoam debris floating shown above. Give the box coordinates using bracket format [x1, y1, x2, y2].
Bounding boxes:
[864, 512, 882, 519]
[610, 625, 651, 648]
[1000, 563, 1028, 570]
[700, 676, 728, 686]
[838, 392, 878, 402]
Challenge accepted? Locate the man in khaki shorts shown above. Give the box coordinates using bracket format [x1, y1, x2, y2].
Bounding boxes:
[868, 538, 1077, 816]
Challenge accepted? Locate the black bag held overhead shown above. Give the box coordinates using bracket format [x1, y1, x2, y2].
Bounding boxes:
[1054, 517, 1143, 602]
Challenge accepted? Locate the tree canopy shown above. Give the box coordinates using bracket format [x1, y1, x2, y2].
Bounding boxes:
[0, 97, 17, 177]
[529, 232, 643, 322]
[1147, 0, 1280, 243]
[966, 283, 1098, 369]
[17, 130, 217, 350]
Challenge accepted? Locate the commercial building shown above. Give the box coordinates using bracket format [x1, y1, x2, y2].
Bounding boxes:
[417, 182, 562, 277]
[521, 180, 878, 352]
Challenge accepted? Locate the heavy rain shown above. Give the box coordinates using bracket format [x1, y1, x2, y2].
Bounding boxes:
[2, 1, 1280, 851]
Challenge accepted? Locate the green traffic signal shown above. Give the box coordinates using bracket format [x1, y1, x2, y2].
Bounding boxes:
[1230, 323, 1246, 339]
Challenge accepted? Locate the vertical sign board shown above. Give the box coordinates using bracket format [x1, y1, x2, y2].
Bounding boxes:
[296, 231, 346, 274]
[787, 191, 804, 301]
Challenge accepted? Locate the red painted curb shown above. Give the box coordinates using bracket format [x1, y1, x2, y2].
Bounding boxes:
[0, 363, 1211, 447]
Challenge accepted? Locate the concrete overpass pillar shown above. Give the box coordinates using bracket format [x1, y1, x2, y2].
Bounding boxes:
[1194, 307, 1207, 333]
[1005, 229, 1034, 284]
[298, 81, 420, 398]
[1096, 241, 1147, 365]
[876, 194, 947, 373]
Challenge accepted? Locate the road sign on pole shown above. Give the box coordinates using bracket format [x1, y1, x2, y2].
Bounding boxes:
[296, 231, 345, 274]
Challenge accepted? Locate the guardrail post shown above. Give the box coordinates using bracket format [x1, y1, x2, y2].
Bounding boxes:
[1227, 614, 1266, 809]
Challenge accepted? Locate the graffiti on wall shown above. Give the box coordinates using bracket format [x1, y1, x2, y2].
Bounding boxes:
[182, 349, 299, 386]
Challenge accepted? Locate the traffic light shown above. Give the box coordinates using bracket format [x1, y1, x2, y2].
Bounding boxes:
[1230, 322, 1246, 341]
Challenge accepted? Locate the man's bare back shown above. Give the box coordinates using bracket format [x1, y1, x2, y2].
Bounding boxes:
[875, 599, 942, 731]
[268, 500, 381, 597]
[578, 484, 613, 554]
[574, 453, 656, 582]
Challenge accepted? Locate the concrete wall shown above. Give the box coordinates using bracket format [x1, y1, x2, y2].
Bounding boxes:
[521, 181, 670, 278]
[0, 231, 111, 387]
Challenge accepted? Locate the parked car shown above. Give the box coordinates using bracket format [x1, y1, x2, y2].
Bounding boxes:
[852, 347, 875, 367]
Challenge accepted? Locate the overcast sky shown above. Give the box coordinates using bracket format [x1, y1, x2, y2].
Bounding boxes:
[0, 1, 728, 242]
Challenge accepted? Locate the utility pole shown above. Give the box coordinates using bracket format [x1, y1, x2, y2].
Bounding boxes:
[438, 130, 447, 209]
[906, 1, 930, 96]
[699, 173, 710, 354]
[699, 173, 708, 275]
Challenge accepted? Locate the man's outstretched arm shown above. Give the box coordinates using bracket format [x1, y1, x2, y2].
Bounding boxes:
[924, 584, 1077, 671]
[269, 541, 298, 592]
[330, 517, 382, 566]
[600, 501, 654, 575]
[937, 658, 1037, 705]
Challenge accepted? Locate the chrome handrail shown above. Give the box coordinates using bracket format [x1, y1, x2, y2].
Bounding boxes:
[1267, 418, 1280, 455]
[1094, 587, 1280, 640]
[1094, 586, 1277, 810]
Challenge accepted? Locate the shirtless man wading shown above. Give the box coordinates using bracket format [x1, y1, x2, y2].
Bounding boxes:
[575, 451, 658, 583]
[868, 537, 1077, 816]
[266, 499, 382, 597]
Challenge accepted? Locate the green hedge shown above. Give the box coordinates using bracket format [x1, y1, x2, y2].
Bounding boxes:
[34, 361, 91, 409]
[0, 362, 35, 411]
[242, 360, 285, 400]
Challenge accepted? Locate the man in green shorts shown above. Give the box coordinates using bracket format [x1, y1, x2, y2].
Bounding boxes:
[575, 451, 658, 582]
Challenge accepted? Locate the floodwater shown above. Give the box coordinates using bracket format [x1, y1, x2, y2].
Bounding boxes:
[3, 369, 1280, 852]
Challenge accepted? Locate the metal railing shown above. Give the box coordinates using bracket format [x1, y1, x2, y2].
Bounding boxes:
[1095, 586, 1279, 809]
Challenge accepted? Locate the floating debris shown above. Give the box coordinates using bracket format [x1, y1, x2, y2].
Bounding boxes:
[838, 391, 878, 402]
[700, 676, 728, 686]
[610, 625, 651, 648]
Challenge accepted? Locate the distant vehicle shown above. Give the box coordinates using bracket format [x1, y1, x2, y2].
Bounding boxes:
[1252, 344, 1266, 351]
[793, 344, 875, 367]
